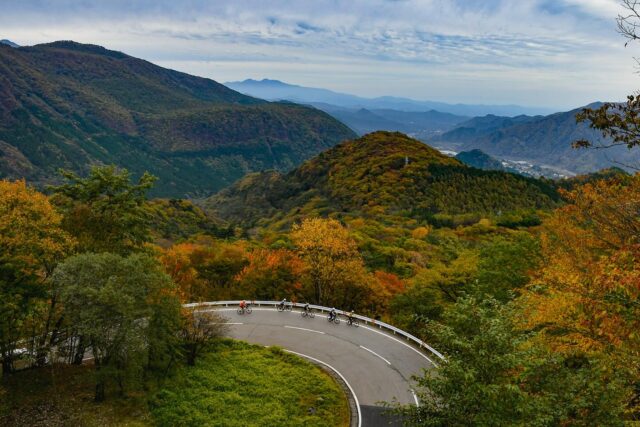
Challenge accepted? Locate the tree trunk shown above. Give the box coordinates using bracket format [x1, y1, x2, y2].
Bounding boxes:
[1, 357, 14, 377]
[73, 336, 86, 365]
[186, 344, 197, 366]
[95, 380, 105, 402]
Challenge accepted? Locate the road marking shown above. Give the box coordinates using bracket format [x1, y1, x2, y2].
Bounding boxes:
[359, 345, 391, 365]
[200, 306, 439, 365]
[284, 349, 362, 427]
[284, 325, 325, 334]
[361, 325, 436, 366]
[411, 389, 420, 407]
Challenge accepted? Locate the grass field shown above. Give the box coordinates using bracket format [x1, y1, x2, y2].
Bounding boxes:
[151, 340, 350, 427]
[0, 339, 350, 427]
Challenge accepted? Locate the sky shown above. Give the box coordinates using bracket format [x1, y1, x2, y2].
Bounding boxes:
[0, 0, 638, 109]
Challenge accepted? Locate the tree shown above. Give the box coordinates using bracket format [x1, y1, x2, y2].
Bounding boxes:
[180, 309, 229, 366]
[397, 297, 629, 426]
[50, 165, 156, 254]
[0, 180, 73, 373]
[53, 253, 181, 401]
[574, 1, 640, 163]
[396, 297, 534, 426]
[291, 218, 372, 309]
[159, 239, 249, 302]
[473, 233, 541, 302]
[234, 248, 306, 301]
[519, 177, 640, 419]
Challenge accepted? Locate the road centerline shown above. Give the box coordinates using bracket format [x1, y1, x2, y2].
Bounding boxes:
[359, 345, 391, 365]
[361, 325, 435, 365]
[284, 325, 326, 334]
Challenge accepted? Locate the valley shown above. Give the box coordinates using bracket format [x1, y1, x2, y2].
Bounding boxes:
[2, 6, 640, 423]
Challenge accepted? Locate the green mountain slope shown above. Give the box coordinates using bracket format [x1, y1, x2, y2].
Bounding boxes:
[429, 107, 640, 174]
[0, 41, 355, 197]
[205, 131, 560, 228]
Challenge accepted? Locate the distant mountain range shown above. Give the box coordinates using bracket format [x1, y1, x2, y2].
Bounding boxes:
[313, 103, 468, 138]
[225, 79, 556, 117]
[428, 106, 640, 175]
[0, 41, 354, 197]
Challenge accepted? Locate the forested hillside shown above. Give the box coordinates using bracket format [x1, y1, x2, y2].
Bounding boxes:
[205, 131, 560, 229]
[0, 42, 355, 197]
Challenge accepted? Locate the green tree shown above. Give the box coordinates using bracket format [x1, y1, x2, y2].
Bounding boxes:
[473, 233, 541, 302]
[53, 252, 181, 401]
[397, 297, 533, 427]
[0, 258, 40, 374]
[398, 297, 630, 426]
[51, 165, 156, 254]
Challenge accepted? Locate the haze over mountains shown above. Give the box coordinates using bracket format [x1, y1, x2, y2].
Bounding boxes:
[227, 78, 639, 177]
[0, 41, 354, 197]
[225, 79, 556, 117]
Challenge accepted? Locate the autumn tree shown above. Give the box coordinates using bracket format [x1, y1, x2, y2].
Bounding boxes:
[0, 180, 73, 373]
[291, 218, 371, 309]
[519, 177, 640, 419]
[234, 248, 306, 301]
[159, 239, 248, 302]
[50, 165, 156, 254]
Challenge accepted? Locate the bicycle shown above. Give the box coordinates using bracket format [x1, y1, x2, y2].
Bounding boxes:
[327, 314, 340, 324]
[277, 303, 293, 312]
[237, 306, 252, 315]
[301, 310, 315, 318]
[346, 317, 359, 327]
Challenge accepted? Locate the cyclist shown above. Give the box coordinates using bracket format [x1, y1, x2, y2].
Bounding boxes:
[239, 300, 246, 310]
[347, 310, 355, 326]
[329, 308, 337, 321]
[304, 302, 310, 313]
[278, 298, 287, 310]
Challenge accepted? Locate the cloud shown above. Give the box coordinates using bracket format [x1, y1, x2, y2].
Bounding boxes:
[0, 0, 636, 108]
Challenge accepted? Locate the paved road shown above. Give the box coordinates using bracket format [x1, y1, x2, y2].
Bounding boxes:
[205, 307, 435, 426]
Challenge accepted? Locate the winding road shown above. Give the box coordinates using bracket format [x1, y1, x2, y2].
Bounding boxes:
[200, 305, 436, 427]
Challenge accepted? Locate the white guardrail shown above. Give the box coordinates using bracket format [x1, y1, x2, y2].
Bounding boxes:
[184, 300, 445, 362]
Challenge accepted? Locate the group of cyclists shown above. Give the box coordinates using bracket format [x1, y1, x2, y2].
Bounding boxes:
[277, 299, 358, 326]
[238, 298, 357, 325]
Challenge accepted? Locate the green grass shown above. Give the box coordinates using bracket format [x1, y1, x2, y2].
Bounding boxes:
[151, 340, 350, 427]
[0, 340, 350, 427]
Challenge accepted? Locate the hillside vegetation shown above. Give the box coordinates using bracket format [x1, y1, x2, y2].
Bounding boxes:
[205, 131, 560, 229]
[0, 42, 355, 197]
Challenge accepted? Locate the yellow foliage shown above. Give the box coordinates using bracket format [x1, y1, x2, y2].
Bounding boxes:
[0, 180, 74, 276]
[411, 226, 432, 240]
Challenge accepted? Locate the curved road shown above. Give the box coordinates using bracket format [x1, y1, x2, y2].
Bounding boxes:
[204, 306, 435, 426]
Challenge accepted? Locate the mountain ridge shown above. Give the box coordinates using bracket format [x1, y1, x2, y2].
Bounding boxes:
[0, 41, 355, 197]
[429, 104, 640, 174]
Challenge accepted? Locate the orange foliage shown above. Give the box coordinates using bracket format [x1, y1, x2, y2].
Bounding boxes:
[235, 248, 306, 300]
[521, 175, 640, 357]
